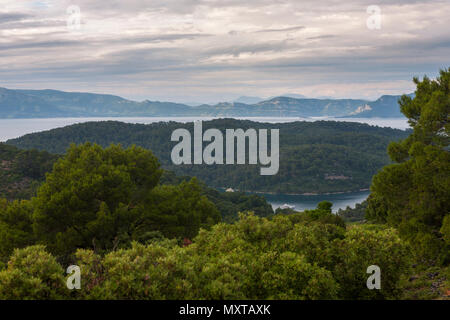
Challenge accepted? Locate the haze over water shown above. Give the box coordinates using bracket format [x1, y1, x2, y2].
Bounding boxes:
[0, 117, 409, 142]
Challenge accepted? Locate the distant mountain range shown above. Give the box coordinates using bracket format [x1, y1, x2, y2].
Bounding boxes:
[0, 87, 412, 118]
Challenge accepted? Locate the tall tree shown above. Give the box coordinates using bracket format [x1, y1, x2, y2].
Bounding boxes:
[32, 143, 220, 256]
[367, 68, 450, 264]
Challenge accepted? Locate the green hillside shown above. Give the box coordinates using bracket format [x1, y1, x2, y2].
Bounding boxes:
[0, 144, 58, 199]
[7, 119, 411, 194]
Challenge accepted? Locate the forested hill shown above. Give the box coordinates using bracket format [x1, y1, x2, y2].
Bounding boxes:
[0, 143, 58, 199]
[7, 119, 411, 194]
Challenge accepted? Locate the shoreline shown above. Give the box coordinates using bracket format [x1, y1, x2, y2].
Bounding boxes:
[220, 187, 370, 196]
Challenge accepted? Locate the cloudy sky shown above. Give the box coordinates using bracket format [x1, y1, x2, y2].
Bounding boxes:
[0, 0, 449, 103]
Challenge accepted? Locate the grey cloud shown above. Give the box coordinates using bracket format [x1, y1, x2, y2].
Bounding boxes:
[0, 40, 78, 51]
[203, 40, 296, 57]
[307, 35, 336, 40]
[0, 33, 212, 52]
[0, 12, 32, 24]
[0, 19, 65, 29]
[0, 0, 448, 102]
[255, 26, 305, 33]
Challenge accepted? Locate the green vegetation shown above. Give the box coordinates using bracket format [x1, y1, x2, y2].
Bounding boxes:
[0, 142, 418, 300]
[0, 143, 273, 225]
[400, 265, 450, 300]
[7, 120, 410, 194]
[0, 143, 416, 300]
[0, 144, 58, 199]
[0, 211, 412, 300]
[0, 69, 448, 300]
[0, 245, 67, 299]
[367, 68, 450, 265]
[160, 171, 273, 222]
[0, 143, 221, 259]
[337, 200, 368, 223]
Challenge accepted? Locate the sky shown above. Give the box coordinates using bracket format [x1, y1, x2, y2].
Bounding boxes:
[0, 0, 449, 103]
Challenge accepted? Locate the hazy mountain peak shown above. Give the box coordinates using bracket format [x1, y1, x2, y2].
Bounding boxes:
[278, 93, 307, 99]
[234, 96, 264, 104]
[0, 87, 410, 119]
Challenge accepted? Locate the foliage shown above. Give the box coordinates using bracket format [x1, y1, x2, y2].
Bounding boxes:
[367, 68, 450, 265]
[0, 245, 67, 300]
[0, 143, 58, 199]
[400, 265, 450, 300]
[442, 215, 450, 245]
[202, 189, 273, 223]
[281, 201, 346, 229]
[32, 143, 163, 256]
[337, 200, 368, 222]
[330, 225, 412, 299]
[7, 119, 410, 194]
[136, 179, 221, 240]
[0, 147, 273, 224]
[0, 143, 221, 260]
[1, 74, 447, 299]
[0, 213, 412, 300]
[0, 199, 35, 260]
[160, 170, 273, 222]
[12, 148, 57, 180]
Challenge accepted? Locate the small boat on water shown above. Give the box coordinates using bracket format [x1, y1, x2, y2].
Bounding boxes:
[280, 203, 295, 210]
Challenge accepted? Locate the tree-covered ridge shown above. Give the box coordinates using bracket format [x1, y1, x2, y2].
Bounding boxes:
[7, 120, 410, 194]
[0, 143, 58, 199]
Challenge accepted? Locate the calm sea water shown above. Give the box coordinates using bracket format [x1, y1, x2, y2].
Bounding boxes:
[0, 117, 401, 209]
[0, 116, 409, 142]
[261, 191, 370, 212]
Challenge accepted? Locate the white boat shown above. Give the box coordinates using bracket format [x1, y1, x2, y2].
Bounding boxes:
[280, 203, 295, 210]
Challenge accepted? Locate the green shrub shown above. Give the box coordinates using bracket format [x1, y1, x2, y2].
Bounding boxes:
[0, 199, 34, 260]
[0, 245, 67, 300]
[330, 226, 412, 299]
[0, 214, 413, 300]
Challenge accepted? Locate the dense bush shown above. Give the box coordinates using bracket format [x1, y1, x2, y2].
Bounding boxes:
[0, 245, 67, 300]
[0, 143, 273, 223]
[0, 143, 221, 260]
[337, 200, 367, 222]
[330, 226, 412, 299]
[0, 199, 35, 259]
[0, 212, 412, 300]
[32, 143, 163, 256]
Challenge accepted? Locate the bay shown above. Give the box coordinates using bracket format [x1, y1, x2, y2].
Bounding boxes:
[260, 190, 370, 213]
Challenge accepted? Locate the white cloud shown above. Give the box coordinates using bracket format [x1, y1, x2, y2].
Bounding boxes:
[0, 0, 448, 102]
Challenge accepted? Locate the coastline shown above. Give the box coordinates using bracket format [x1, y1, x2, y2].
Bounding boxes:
[219, 187, 370, 196]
